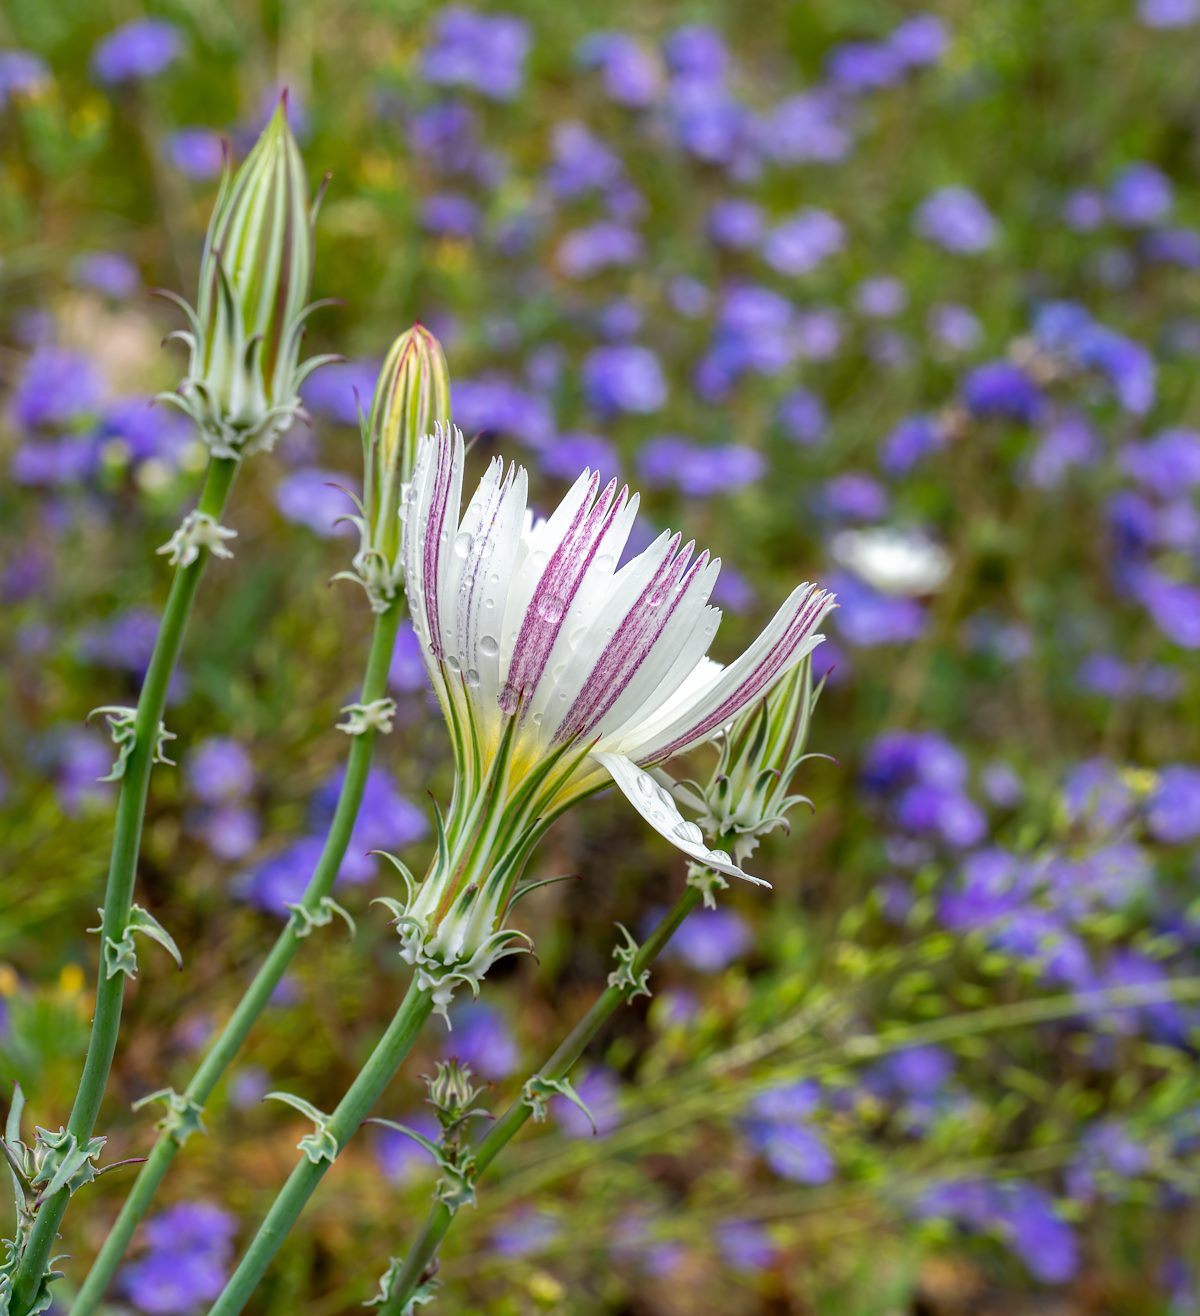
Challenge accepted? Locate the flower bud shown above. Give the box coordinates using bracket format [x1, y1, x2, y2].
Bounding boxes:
[672, 655, 827, 865]
[161, 94, 331, 458]
[342, 325, 451, 611]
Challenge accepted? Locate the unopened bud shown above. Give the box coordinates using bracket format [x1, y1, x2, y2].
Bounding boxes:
[341, 325, 451, 611]
[161, 94, 332, 459]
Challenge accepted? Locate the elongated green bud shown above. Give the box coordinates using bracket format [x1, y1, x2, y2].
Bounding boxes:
[338, 324, 451, 612]
[160, 94, 334, 459]
[669, 655, 827, 869]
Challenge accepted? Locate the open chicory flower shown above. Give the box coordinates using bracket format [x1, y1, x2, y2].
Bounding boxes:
[159, 94, 332, 459]
[381, 424, 833, 1019]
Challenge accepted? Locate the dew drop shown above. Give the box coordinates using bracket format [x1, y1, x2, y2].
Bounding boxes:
[499, 682, 520, 714]
[673, 821, 704, 845]
[453, 531, 473, 558]
[480, 635, 499, 658]
[445, 654, 461, 673]
[464, 668, 481, 688]
[636, 774, 657, 798]
[537, 593, 567, 623]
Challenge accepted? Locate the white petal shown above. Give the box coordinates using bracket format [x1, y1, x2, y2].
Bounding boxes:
[593, 751, 768, 886]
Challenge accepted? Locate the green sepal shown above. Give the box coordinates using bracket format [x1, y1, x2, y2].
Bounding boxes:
[265, 1092, 338, 1164]
[132, 1087, 207, 1146]
[364, 1255, 439, 1311]
[521, 1075, 596, 1133]
[286, 895, 357, 940]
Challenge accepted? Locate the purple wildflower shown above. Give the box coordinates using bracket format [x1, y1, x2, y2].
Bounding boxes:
[914, 186, 998, 253]
[762, 208, 845, 275]
[275, 468, 359, 538]
[583, 344, 666, 414]
[422, 8, 529, 100]
[92, 19, 183, 84]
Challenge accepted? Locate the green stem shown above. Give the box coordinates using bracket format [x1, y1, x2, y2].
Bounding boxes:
[10, 458, 238, 1316]
[207, 980, 434, 1316]
[70, 603, 403, 1315]
[378, 885, 703, 1315]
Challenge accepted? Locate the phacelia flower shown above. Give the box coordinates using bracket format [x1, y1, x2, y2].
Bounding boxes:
[340, 325, 451, 611]
[383, 426, 833, 1018]
[159, 95, 329, 459]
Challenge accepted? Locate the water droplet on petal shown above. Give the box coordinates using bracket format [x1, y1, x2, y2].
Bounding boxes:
[480, 635, 499, 658]
[464, 668, 481, 688]
[454, 531, 473, 558]
[499, 682, 519, 714]
[537, 593, 567, 623]
[673, 821, 704, 846]
[445, 654, 461, 673]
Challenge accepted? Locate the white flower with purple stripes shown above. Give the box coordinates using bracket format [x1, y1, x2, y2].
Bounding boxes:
[387, 424, 834, 1019]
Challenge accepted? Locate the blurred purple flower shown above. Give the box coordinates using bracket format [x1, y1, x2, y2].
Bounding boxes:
[544, 121, 623, 197]
[553, 1067, 620, 1137]
[275, 468, 358, 538]
[663, 25, 728, 81]
[1139, 0, 1200, 24]
[11, 438, 100, 486]
[143, 1202, 236, 1255]
[914, 186, 998, 253]
[491, 1208, 561, 1258]
[1123, 429, 1200, 496]
[92, 19, 183, 84]
[831, 572, 926, 646]
[962, 361, 1043, 423]
[11, 347, 103, 431]
[311, 767, 428, 879]
[422, 8, 529, 100]
[1027, 413, 1098, 489]
[166, 128, 227, 180]
[420, 192, 480, 238]
[668, 908, 751, 971]
[855, 275, 907, 318]
[577, 33, 661, 107]
[929, 302, 982, 352]
[881, 414, 945, 474]
[197, 805, 260, 862]
[1062, 188, 1106, 231]
[825, 40, 902, 91]
[1108, 162, 1173, 226]
[1063, 759, 1134, 831]
[583, 344, 666, 414]
[540, 432, 619, 480]
[1134, 568, 1200, 648]
[760, 1123, 834, 1183]
[557, 222, 643, 278]
[1001, 1185, 1079, 1283]
[55, 728, 114, 815]
[711, 564, 756, 611]
[301, 359, 379, 425]
[443, 1001, 518, 1076]
[717, 1219, 775, 1273]
[81, 608, 159, 673]
[820, 472, 889, 521]
[375, 1112, 439, 1183]
[708, 198, 764, 249]
[895, 781, 987, 847]
[187, 737, 254, 805]
[74, 252, 139, 298]
[454, 375, 554, 447]
[241, 838, 323, 914]
[0, 50, 48, 105]
[889, 14, 949, 66]
[778, 388, 827, 445]
[762, 208, 844, 275]
[120, 1250, 227, 1315]
[759, 92, 851, 164]
[388, 622, 429, 694]
[1147, 766, 1200, 844]
[102, 397, 192, 465]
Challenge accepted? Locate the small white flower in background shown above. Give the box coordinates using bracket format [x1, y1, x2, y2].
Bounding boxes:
[382, 425, 834, 1019]
[159, 94, 335, 459]
[830, 526, 951, 595]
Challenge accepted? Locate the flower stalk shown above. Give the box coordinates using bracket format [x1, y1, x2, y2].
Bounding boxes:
[374, 883, 704, 1315]
[204, 981, 435, 1316]
[6, 456, 238, 1316]
[69, 603, 404, 1315]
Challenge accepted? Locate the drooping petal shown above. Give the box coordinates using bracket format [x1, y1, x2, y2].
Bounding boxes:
[620, 583, 835, 764]
[594, 751, 768, 885]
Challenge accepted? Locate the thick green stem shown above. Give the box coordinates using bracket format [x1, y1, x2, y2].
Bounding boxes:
[207, 980, 434, 1316]
[379, 885, 703, 1315]
[10, 459, 239, 1316]
[70, 604, 403, 1315]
